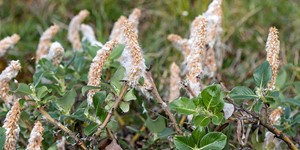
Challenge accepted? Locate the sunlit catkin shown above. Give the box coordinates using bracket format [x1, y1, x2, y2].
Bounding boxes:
[68, 10, 89, 51]
[45, 42, 64, 66]
[186, 16, 207, 95]
[121, 20, 146, 86]
[36, 24, 59, 62]
[0, 60, 21, 106]
[266, 27, 280, 90]
[26, 121, 44, 150]
[109, 16, 127, 42]
[80, 24, 103, 47]
[3, 100, 21, 150]
[87, 40, 118, 105]
[168, 62, 181, 103]
[0, 34, 20, 57]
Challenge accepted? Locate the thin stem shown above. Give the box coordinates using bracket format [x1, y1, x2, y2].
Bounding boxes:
[226, 98, 298, 150]
[146, 71, 183, 134]
[38, 108, 87, 150]
[94, 84, 129, 137]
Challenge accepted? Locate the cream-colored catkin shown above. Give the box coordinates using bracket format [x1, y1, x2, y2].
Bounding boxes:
[36, 24, 60, 62]
[0, 60, 21, 106]
[56, 137, 66, 150]
[266, 27, 280, 90]
[202, 0, 223, 77]
[68, 10, 89, 51]
[3, 100, 21, 150]
[87, 40, 118, 105]
[110, 8, 141, 43]
[167, 34, 191, 61]
[268, 107, 283, 125]
[121, 19, 146, 86]
[186, 16, 207, 95]
[109, 16, 127, 42]
[45, 42, 64, 66]
[168, 62, 181, 103]
[80, 24, 103, 47]
[26, 121, 44, 150]
[128, 8, 141, 34]
[0, 34, 20, 57]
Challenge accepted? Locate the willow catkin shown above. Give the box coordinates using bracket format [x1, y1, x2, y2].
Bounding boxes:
[202, 0, 223, 77]
[3, 100, 21, 150]
[45, 42, 64, 67]
[186, 16, 207, 95]
[167, 34, 191, 61]
[0, 60, 21, 106]
[56, 137, 66, 150]
[266, 27, 280, 90]
[128, 8, 141, 34]
[110, 8, 141, 43]
[80, 24, 103, 47]
[68, 9, 89, 51]
[264, 107, 283, 148]
[168, 62, 181, 103]
[109, 16, 127, 42]
[0, 34, 20, 57]
[121, 19, 146, 86]
[87, 40, 118, 105]
[26, 121, 44, 150]
[35, 24, 59, 62]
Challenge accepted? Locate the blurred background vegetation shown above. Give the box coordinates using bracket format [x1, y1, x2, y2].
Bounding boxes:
[0, 0, 299, 91]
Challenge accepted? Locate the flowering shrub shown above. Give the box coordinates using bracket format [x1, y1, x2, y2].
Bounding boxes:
[0, 0, 299, 149]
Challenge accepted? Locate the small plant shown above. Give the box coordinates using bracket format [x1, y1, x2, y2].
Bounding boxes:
[0, 0, 299, 149]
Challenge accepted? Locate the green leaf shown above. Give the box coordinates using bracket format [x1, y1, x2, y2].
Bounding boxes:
[84, 122, 98, 136]
[254, 100, 263, 113]
[123, 89, 136, 101]
[194, 115, 211, 127]
[119, 101, 130, 113]
[169, 97, 197, 115]
[36, 86, 51, 99]
[93, 91, 107, 119]
[192, 127, 206, 147]
[13, 83, 32, 96]
[158, 128, 175, 139]
[81, 85, 102, 96]
[275, 69, 287, 88]
[229, 86, 257, 100]
[56, 89, 76, 113]
[0, 127, 5, 150]
[33, 71, 44, 87]
[145, 115, 166, 133]
[201, 85, 222, 110]
[212, 113, 224, 125]
[111, 66, 125, 94]
[253, 61, 272, 88]
[174, 136, 194, 150]
[200, 132, 227, 150]
[109, 44, 124, 60]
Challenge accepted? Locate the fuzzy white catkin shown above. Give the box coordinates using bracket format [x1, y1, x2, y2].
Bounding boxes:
[87, 40, 118, 105]
[36, 24, 60, 62]
[186, 16, 207, 96]
[44, 42, 65, 66]
[3, 100, 21, 150]
[0, 34, 20, 57]
[80, 24, 103, 47]
[26, 121, 44, 150]
[121, 19, 146, 86]
[68, 10, 89, 51]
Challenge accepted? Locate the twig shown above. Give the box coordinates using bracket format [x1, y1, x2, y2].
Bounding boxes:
[145, 71, 183, 134]
[131, 125, 146, 144]
[226, 97, 298, 150]
[94, 83, 129, 137]
[38, 107, 87, 150]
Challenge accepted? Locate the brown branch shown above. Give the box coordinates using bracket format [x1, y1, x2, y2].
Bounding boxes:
[38, 108, 87, 150]
[226, 97, 298, 150]
[94, 84, 129, 137]
[146, 71, 183, 134]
